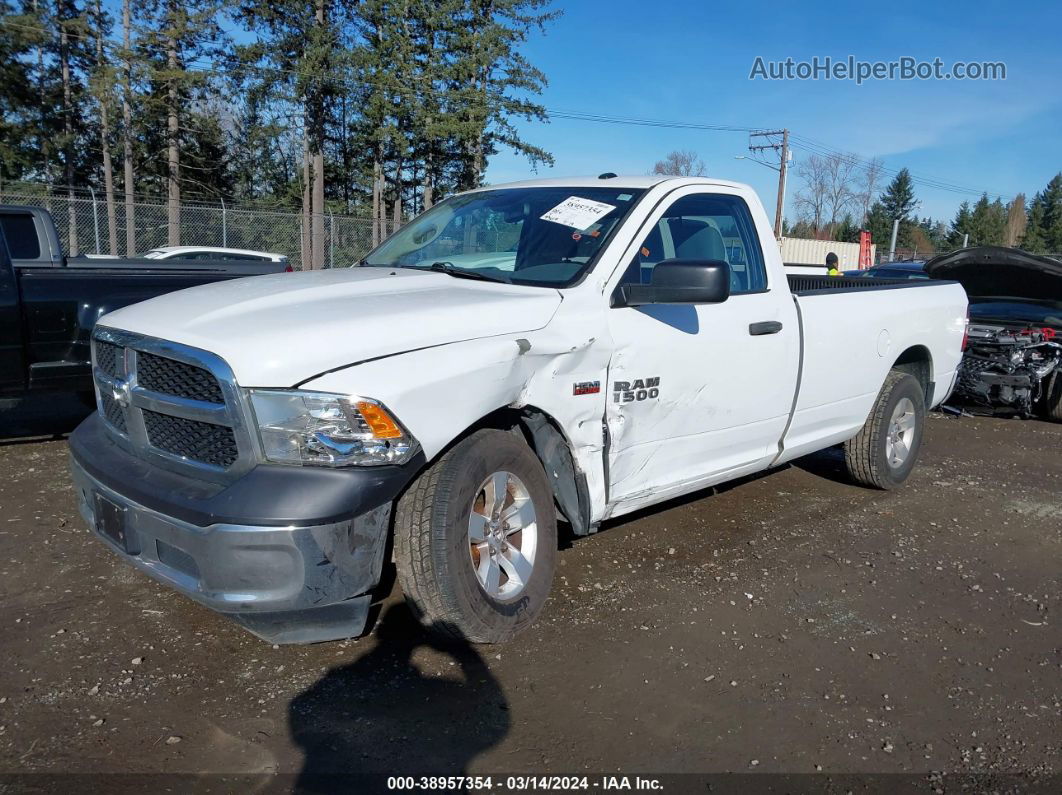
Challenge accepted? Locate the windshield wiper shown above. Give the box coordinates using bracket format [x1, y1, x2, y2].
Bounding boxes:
[427, 262, 509, 283]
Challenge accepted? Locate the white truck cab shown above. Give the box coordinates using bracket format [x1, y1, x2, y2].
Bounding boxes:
[69, 176, 969, 643]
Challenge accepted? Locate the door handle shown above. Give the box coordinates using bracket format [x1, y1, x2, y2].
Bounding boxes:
[748, 321, 783, 336]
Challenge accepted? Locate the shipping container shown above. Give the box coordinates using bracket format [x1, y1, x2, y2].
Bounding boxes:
[779, 238, 875, 270]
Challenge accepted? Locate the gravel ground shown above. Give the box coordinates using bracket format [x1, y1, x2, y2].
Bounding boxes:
[0, 396, 1058, 785]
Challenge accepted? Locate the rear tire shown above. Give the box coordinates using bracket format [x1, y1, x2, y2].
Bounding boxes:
[394, 429, 557, 643]
[1042, 371, 1062, 422]
[844, 371, 926, 490]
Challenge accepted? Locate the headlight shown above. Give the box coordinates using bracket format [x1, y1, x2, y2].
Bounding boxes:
[247, 389, 418, 467]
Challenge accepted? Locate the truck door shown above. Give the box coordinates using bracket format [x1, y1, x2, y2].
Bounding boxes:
[604, 187, 799, 512]
[0, 232, 24, 393]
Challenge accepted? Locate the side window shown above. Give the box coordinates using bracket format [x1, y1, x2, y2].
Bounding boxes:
[0, 213, 42, 260]
[618, 194, 767, 294]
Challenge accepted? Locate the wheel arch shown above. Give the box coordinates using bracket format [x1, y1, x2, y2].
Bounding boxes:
[891, 345, 934, 404]
[424, 404, 594, 537]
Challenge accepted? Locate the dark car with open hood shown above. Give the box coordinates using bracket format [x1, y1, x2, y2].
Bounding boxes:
[925, 246, 1062, 420]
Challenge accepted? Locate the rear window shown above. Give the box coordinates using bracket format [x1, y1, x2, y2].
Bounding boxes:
[0, 213, 41, 260]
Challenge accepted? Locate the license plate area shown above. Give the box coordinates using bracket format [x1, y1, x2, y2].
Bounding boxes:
[94, 492, 139, 554]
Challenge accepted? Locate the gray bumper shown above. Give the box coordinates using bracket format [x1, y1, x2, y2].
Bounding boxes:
[71, 457, 391, 644]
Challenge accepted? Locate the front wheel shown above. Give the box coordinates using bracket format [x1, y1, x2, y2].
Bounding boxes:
[394, 429, 557, 643]
[844, 371, 926, 489]
[1042, 370, 1062, 422]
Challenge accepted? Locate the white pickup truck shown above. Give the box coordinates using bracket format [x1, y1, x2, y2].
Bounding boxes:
[69, 176, 969, 644]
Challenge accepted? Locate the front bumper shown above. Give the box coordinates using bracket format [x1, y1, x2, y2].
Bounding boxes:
[69, 414, 423, 644]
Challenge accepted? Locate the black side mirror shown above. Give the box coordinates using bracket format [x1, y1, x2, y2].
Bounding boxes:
[616, 259, 731, 307]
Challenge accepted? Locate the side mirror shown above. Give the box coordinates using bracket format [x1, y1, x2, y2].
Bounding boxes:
[616, 259, 731, 307]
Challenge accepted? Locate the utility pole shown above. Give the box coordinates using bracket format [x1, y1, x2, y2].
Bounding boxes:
[749, 129, 789, 239]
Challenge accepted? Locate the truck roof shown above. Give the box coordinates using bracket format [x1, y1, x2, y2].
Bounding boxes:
[475, 175, 752, 192]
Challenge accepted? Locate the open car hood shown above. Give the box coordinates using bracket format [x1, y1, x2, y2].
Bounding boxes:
[924, 246, 1062, 302]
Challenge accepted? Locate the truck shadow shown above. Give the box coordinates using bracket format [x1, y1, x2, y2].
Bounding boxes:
[288, 602, 509, 791]
[0, 392, 92, 444]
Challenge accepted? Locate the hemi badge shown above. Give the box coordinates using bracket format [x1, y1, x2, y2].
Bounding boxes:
[573, 381, 601, 396]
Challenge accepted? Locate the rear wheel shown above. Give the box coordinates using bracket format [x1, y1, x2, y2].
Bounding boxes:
[844, 371, 926, 489]
[394, 429, 557, 643]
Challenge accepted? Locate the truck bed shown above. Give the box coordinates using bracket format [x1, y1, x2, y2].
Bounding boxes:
[778, 275, 969, 464]
[786, 274, 950, 294]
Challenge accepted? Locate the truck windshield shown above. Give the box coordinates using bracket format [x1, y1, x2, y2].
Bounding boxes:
[361, 186, 646, 287]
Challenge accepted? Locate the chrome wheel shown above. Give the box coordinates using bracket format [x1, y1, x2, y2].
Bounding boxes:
[885, 397, 916, 468]
[468, 471, 538, 601]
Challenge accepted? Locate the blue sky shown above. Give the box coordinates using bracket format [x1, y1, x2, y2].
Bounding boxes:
[483, 0, 1062, 224]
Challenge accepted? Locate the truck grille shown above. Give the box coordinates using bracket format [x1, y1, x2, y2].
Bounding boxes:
[91, 330, 250, 479]
[94, 340, 122, 379]
[137, 351, 224, 404]
[143, 410, 239, 469]
[99, 390, 128, 433]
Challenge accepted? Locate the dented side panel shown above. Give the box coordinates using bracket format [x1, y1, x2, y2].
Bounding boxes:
[302, 295, 615, 522]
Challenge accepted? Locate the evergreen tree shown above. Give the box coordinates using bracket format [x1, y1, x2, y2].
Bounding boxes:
[865, 201, 891, 250]
[137, 0, 225, 242]
[947, 201, 972, 248]
[878, 167, 919, 248]
[1021, 174, 1062, 253]
[449, 0, 557, 190]
[0, 1, 38, 183]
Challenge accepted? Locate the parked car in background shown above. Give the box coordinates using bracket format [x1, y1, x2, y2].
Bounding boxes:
[926, 246, 1062, 420]
[69, 175, 968, 646]
[846, 261, 929, 280]
[140, 246, 289, 264]
[0, 205, 288, 408]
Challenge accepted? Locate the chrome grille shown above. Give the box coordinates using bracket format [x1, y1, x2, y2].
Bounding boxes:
[138, 352, 224, 404]
[90, 329, 252, 481]
[143, 410, 238, 469]
[99, 390, 128, 434]
[94, 340, 122, 379]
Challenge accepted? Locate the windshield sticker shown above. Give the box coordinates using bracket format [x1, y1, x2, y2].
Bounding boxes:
[540, 196, 617, 230]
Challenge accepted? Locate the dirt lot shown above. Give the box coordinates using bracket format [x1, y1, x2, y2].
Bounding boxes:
[0, 396, 1058, 785]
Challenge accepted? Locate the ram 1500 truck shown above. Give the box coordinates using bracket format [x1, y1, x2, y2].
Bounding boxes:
[0, 205, 289, 406]
[68, 176, 969, 644]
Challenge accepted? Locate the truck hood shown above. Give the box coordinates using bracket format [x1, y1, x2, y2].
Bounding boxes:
[98, 267, 563, 385]
[924, 246, 1062, 302]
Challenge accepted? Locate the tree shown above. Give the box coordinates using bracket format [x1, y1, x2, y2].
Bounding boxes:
[1021, 174, 1062, 253]
[947, 201, 973, 249]
[1004, 193, 1026, 247]
[89, 0, 117, 253]
[652, 150, 706, 177]
[879, 167, 919, 248]
[0, 1, 38, 185]
[865, 200, 891, 251]
[855, 156, 885, 226]
[832, 213, 858, 243]
[137, 0, 225, 244]
[237, 0, 349, 266]
[448, 0, 557, 191]
[793, 154, 828, 233]
[918, 217, 947, 250]
[55, 0, 94, 253]
[968, 194, 1006, 246]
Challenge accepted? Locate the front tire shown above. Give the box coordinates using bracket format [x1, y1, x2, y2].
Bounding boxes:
[1042, 370, 1062, 422]
[394, 429, 557, 643]
[844, 371, 926, 490]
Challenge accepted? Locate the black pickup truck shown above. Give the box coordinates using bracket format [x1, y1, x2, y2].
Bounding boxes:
[1, 205, 289, 406]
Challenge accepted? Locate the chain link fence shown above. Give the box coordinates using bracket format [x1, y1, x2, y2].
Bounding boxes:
[0, 184, 391, 269]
